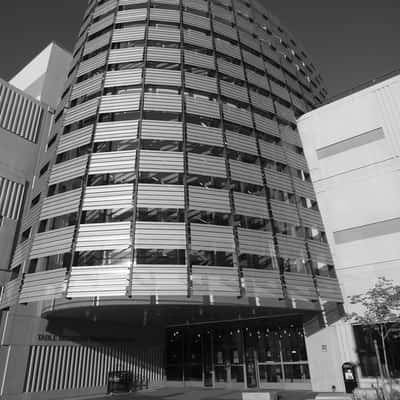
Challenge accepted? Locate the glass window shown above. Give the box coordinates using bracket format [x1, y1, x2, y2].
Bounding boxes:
[239, 254, 275, 270]
[136, 249, 185, 265]
[74, 249, 131, 266]
[190, 250, 233, 267]
[138, 208, 184, 223]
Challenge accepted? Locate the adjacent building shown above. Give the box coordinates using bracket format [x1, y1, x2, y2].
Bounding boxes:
[0, 1, 343, 398]
[298, 72, 400, 389]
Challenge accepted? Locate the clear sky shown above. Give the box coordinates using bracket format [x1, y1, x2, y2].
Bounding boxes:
[0, 1, 399, 97]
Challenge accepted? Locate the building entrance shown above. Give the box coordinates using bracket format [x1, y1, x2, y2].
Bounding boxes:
[166, 317, 311, 390]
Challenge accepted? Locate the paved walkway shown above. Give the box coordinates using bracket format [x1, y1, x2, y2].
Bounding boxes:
[71, 387, 315, 400]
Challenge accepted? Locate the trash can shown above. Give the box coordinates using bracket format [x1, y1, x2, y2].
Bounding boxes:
[107, 371, 133, 393]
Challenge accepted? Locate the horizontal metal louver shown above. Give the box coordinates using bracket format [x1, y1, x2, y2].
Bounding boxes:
[76, 222, 131, 250]
[223, 104, 253, 128]
[143, 93, 182, 112]
[233, 192, 268, 219]
[22, 203, 41, 231]
[285, 73, 302, 94]
[89, 151, 136, 174]
[226, 130, 257, 155]
[276, 234, 307, 259]
[240, 33, 260, 53]
[291, 93, 308, 113]
[242, 50, 264, 70]
[141, 120, 183, 140]
[308, 241, 333, 265]
[270, 200, 300, 225]
[262, 43, 280, 64]
[285, 272, 318, 301]
[259, 140, 286, 163]
[0, 280, 21, 309]
[68, 265, 129, 297]
[99, 93, 141, 113]
[188, 153, 226, 178]
[300, 208, 324, 230]
[145, 69, 181, 86]
[49, 155, 88, 185]
[83, 184, 134, 210]
[70, 74, 103, 100]
[246, 69, 269, 90]
[64, 98, 99, 126]
[147, 47, 181, 63]
[88, 13, 114, 36]
[243, 269, 283, 299]
[185, 73, 217, 94]
[184, 50, 215, 69]
[186, 123, 223, 147]
[270, 81, 291, 102]
[184, 30, 213, 49]
[19, 269, 66, 303]
[217, 59, 245, 80]
[230, 160, 263, 185]
[132, 265, 187, 296]
[285, 149, 308, 170]
[275, 102, 296, 123]
[108, 47, 144, 64]
[40, 189, 82, 220]
[104, 69, 143, 87]
[0, 177, 25, 220]
[148, 27, 180, 42]
[192, 266, 239, 297]
[316, 276, 342, 302]
[267, 63, 286, 83]
[116, 8, 147, 23]
[135, 222, 186, 249]
[191, 224, 235, 252]
[186, 96, 220, 119]
[112, 26, 146, 42]
[140, 150, 184, 172]
[220, 81, 249, 102]
[213, 20, 237, 40]
[183, 0, 208, 12]
[238, 228, 274, 256]
[150, 8, 180, 23]
[215, 39, 241, 59]
[250, 91, 274, 113]
[30, 227, 75, 259]
[211, 4, 234, 22]
[11, 240, 30, 268]
[94, 120, 138, 142]
[254, 113, 279, 136]
[83, 32, 111, 56]
[189, 186, 230, 213]
[77, 52, 107, 77]
[293, 178, 316, 199]
[264, 169, 292, 192]
[183, 12, 210, 30]
[137, 184, 185, 208]
[93, 0, 117, 18]
[0, 81, 43, 142]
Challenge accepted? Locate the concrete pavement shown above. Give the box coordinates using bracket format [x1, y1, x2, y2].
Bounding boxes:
[69, 387, 315, 400]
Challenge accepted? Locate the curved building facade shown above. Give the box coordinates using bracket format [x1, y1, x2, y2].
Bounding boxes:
[0, 0, 344, 398]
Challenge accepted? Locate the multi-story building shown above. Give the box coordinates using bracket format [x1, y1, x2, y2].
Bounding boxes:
[0, 42, 71, 282]
[0, 1, 343, 398]
[298, 72, 400, 389]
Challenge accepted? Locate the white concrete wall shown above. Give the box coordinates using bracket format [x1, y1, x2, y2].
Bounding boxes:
[298, 74, 400, 387]
[10, 43, 71, 108]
